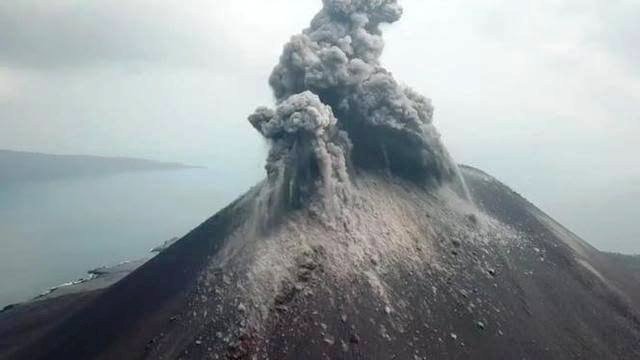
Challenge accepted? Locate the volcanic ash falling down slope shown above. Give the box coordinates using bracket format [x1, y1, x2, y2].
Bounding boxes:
[6, 1, 640, 359]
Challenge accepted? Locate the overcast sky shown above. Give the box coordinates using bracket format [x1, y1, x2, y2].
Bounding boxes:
[1, 0, 638, 253]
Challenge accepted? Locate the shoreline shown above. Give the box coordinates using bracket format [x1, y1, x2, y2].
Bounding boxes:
[1, 237, 180, 313]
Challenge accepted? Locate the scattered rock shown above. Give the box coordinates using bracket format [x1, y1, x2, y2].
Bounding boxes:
[341, 339, 349, 352]
[274, 282, 297, 305]
[222, 275, 232, 285]
[298, 269, 313, 282]
[323, 335, 335, 345]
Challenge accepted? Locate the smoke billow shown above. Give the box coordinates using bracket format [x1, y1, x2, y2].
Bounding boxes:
[250, 0, 459, 209]
[249, 91, 351, 210]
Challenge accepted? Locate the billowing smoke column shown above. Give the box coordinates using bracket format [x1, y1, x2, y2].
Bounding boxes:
[249, 91, 351, 210]
[250, 0, 458, 209]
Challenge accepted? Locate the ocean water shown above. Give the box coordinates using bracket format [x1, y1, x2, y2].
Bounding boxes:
[0, 168, 259, 308]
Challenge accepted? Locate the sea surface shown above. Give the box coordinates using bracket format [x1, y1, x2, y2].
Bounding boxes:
[0, 168, 258, 308]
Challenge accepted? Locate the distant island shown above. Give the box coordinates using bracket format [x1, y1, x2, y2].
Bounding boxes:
[0, 149, 198, 184]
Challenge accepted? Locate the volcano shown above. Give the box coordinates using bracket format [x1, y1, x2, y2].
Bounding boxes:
[1, 0, 639, 359]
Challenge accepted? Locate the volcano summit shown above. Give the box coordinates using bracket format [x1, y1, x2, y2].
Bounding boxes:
[1, 1, 639, 359]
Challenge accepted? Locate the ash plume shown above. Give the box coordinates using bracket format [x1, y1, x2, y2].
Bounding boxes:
[250, 0, 460, 209]
[249, 91, 351, 211]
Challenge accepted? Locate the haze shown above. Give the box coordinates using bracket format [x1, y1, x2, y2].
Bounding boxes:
[1, 0, 638, 253]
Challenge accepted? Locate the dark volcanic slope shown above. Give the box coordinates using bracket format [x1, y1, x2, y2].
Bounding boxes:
[0, 149, 194, 184]
[2, 166, 639, 360]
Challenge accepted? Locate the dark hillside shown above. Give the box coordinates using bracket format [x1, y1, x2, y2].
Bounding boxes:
[2, 167, 639, 360]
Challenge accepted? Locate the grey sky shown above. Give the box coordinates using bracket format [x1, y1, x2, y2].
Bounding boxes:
[0, 0, 638, 253]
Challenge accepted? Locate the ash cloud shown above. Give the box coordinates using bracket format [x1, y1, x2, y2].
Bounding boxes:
[251, 0, 459, 208]
[249, 91, 351, 210]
